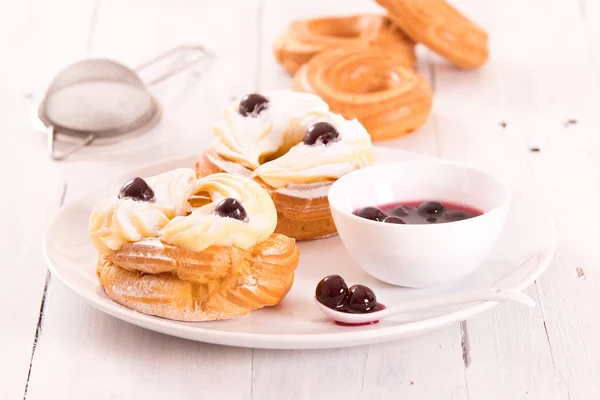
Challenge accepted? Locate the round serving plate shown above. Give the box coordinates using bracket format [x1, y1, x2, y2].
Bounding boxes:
[43, 147, 555, 349]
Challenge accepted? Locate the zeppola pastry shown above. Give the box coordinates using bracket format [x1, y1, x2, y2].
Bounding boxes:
[293, 48, 433, 141]
[375, 0, 488, 69]
[196, 90, 375, 241]
[274, 14, 416, 75]
[89, 170, 299, 321]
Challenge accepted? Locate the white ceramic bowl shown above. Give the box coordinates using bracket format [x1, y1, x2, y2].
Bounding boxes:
[328, 160, 511, 288]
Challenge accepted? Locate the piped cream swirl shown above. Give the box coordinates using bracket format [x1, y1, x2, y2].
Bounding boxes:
[159, 174, 276, 252]
[212, 90, 330, 170]
[252, 114, 375, 188]
[89, 169, 196, 254]
[89, 170, 276, 254]
[210, 90, 375, 189]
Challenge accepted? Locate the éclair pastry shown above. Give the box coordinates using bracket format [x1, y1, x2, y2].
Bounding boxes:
[375, 0, 488, 69]
[292, 48, 433, 141]
[196, 90, 375, 241]
[273, 14, 415, 75]
[89, 170, 299, 321]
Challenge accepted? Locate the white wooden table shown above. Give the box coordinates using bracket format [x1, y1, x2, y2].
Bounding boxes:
[2, 0, 600, 398]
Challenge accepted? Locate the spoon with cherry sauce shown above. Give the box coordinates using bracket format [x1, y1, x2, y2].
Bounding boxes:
[315, 275, 535, 325]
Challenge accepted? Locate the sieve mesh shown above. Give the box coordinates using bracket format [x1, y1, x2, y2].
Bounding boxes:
[34, 45, 212, 160]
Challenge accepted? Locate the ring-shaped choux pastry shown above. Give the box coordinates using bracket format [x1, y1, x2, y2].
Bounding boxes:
[293, 48, 433, 141]
[274, 14, 416, 75]
[89, 170, 300, 321]
[197, 90, 375, 241]
[376, 0, 488, 69]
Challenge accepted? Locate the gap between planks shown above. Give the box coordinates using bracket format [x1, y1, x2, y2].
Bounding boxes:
[460, 321, 472, 398]
[460, 321, 471, 369]
[22, 183, 68, 400]
[535, 281, 572, 400]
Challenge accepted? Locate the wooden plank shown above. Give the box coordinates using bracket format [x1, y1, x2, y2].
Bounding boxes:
[0, 1, 96, 399]
[516, 0, 600, 395]
[23, 1, 259, 399]
[361, 329, 468, 398]
[579, 0, 600, 75]
[26, 289, 252, 400]
[431, 0, 600, 398]
[252, 328, 466, 399]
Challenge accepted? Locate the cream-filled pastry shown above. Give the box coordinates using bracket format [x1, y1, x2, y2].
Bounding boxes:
[211, 90, 329, 170]
[196, 90, 375, 241]
[160, 173, 277, 252]
[253, 114, 374, 188]
[90, 171, 299, 322]
[89, 169, 196, 254]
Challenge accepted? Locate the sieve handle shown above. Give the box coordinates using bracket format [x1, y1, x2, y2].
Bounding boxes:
[48, 126, 95, 161]
[135, 45, 214, 87]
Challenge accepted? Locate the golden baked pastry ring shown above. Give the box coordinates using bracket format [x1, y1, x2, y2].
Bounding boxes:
[92, 172, 300, 322]
[98, 234, 299, 322]
[274, 14, 415, 75]
[293, 48, 433, 141]
[376, 0, 488, 68]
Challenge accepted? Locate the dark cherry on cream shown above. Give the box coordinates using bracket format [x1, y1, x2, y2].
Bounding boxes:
[239, 93, 269, 117]
[316, 275, 383, 315]
[354, 200, 483, 225]
[119, 177, 155, 202]
[304, 122, 340, 145]
[215, 198, 248, 222]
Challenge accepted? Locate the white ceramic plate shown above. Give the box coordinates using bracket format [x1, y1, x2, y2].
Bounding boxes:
[43, 148, 556, 349]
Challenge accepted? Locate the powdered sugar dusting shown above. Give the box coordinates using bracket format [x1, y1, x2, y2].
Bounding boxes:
[240, 275, 258, 292]
[207, 151, 252, 177]
[140, 237, 165, 248]
[275, 182, 331, 199]
[212, 149, 331, 199]
[124, 238, 173, 261]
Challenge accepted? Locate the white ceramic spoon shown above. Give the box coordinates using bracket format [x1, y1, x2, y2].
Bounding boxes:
[315, 288, 535, 325]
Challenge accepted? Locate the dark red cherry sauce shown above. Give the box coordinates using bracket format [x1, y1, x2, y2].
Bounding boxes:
[355, 200, 484, 225]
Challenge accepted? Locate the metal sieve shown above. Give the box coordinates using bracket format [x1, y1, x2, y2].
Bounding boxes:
[31, 45, 213, 160]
